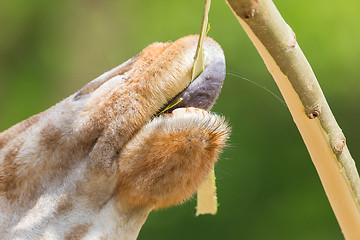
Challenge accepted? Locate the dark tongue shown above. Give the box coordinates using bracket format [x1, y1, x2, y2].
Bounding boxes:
[162, 58, 226, 114]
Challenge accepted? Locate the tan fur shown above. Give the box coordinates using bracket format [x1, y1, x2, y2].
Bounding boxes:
[0, 35, 229, 239]
[117, 108, 228, 209]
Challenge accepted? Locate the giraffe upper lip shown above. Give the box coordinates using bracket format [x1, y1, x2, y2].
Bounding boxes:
[157, 58, 226, 115]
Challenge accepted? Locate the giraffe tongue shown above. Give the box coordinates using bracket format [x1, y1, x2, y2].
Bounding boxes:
[158, 58, 226, 115]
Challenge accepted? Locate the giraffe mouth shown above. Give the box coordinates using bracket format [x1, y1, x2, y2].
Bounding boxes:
[157, 58, 226, 115]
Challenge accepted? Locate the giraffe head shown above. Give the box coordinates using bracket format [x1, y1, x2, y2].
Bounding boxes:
[0, 35, 229, 239]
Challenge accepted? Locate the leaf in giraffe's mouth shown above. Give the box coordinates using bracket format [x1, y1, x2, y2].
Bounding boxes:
[156, 58, 226, 116]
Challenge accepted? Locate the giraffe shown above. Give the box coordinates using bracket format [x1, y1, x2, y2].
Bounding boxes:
[0, 35, 229, 240]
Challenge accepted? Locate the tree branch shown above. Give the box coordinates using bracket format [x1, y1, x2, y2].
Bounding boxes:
[225, 0, 360, 238]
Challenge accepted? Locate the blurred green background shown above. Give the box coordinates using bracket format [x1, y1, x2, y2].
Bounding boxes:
[1, 0, 360, 239]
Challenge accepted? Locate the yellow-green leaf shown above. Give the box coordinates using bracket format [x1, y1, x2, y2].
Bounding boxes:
[196, 169, 218, 216]
[191, 0, 211, 81]
[193, 0, 218, 216]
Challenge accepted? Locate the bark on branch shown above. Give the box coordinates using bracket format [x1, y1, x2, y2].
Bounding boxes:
[225, 0, 360, 239]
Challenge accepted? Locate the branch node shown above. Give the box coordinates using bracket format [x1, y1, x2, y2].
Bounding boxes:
[305, 104, 321, 119]
[332, 136, 346, 155]
[242, 8, 256, 19]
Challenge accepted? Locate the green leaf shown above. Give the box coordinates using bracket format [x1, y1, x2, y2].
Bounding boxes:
[191, 0, 211, 81]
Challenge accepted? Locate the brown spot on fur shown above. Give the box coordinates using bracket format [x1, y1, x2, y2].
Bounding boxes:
[39, 124, 64, 154]
[39, 121, 99, 169]
[55, 195, 73, 216]
[4, 145, 21, 163]
[0, 138, 6, 151]
[0, 142, 23, 200]
[64, 223, 91, 240]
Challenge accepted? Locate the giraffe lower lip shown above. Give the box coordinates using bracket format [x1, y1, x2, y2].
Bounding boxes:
[158, 58, 226, 115]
